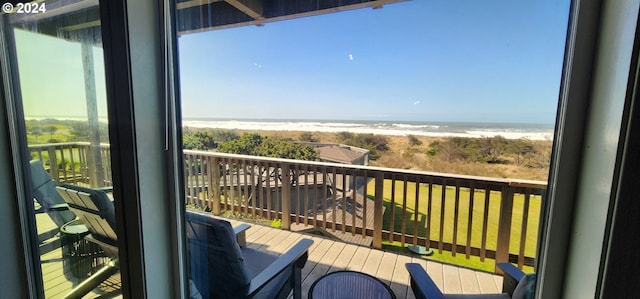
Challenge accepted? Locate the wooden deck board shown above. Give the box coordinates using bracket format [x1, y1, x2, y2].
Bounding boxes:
[301, 241, 347, 298]
[301, 238, 335, 282]
[477, 270, 502, 293]
[327, 243, 358, 271]
[443, 263, 463, 293]
[459, 267, 481, 294]
[376, 251, 399, 285]
[360, 248, 384, 277]
[390, 254, 413, 299]
[345, 246, 372, 272]
[37, 214, 503, 298]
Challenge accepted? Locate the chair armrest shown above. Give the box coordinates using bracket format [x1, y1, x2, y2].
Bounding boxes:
[35, 203, 69, 213]
[497, 263, 526, 295]
[49, 203, 70, 211]
[234, 224, 251, 247]
[246, 238, 313, 297]
[405, 263, 445, 299]
[97, 186, 114, 192]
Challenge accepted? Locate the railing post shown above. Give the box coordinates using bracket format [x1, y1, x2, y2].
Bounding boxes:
[212, 157, 221, 215]
[373, 172, 384, 249]
[281, 164, 291, 230]
[47, 146, 60, 182]
[496, 185, 515, 272]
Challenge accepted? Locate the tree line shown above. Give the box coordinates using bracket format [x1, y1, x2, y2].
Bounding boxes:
[425, 136, 549, 168]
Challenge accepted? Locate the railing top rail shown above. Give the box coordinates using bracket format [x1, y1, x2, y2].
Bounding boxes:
[27, 141, 110, 149]
[27, 142, 91, 149]
[183, 150, 548, 190]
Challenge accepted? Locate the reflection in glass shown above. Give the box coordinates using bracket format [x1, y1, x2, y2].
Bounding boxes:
[5, 1, 121, 297]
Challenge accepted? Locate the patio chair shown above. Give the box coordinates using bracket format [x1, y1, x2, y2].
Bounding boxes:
[29, 160, 76, 247]
[186, 210, 313, 299]
[56, 184, 119, 298]
[405, 263, 536, 299]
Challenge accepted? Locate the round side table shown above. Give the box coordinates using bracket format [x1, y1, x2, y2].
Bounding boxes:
[309, 270, 396, 299]
[60, 219, 107, 278]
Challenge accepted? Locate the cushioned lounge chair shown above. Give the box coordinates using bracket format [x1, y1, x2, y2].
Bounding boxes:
[29, 160, 77, 249]
[186, 210, 313, 299]
[56, 184, 119, 298]
[405, 263, 536, 299]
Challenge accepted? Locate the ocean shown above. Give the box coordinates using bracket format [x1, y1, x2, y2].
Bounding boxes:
[182, 118, 555, 141]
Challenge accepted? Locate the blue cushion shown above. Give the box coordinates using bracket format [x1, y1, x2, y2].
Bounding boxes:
[186, 212, 251, 298]
[512, 273, 536, 299]
[29, 160, 76, 227]
[242, 247, 292, 298]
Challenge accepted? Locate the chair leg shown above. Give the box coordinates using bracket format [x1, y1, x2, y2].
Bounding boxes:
[293, 265, 302, 299]
[63, 260, 119, 299]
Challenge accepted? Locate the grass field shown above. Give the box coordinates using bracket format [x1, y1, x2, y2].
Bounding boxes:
[368, 179, 541, 272]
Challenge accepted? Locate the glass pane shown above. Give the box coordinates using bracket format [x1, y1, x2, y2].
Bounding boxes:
[176, 0, 569, 297]
[3, 1, 121, 297]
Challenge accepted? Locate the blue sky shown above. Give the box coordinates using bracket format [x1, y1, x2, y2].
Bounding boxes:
[178, 0, 571, 124]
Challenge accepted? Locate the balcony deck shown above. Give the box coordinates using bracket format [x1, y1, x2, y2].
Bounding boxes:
[37, 213, 503, 298]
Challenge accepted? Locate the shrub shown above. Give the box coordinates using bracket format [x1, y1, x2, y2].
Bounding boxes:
[407, 135, 422, 146]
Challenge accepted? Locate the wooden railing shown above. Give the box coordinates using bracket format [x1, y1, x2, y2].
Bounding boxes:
[184, 150, 546, 271]
[28, 142, 111, 187]
[30, 143, 546, 272]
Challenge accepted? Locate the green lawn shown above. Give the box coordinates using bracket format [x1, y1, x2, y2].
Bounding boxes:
[368, 179, 541, 271]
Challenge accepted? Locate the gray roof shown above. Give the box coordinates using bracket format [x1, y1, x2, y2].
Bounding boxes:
[12, 0, 405, 45]
[316, 145, 367, 164]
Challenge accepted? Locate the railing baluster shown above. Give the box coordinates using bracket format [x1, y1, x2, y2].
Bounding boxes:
[313, 166, 318, 228]
[196, 154, 203, 207]
[79, 145, 87, 183]
[274, 163, 280, 221]
[281, 164, 291, 230]
[48, 146, 59, 182]
[439, 179, 446, 254]
[186, 155, 195, 204]
[427, 176, 433, 250]
[413, 176, 420, 248]
[183, 155, 190, 205]
[222, 158, 230, 212]
[466, 183, 475, 259]
[452, 180, 461, 257]
[200, 155, 206, 208]
[205, 156, 212, 211]
[313, 166, 322, 229]
[351, 171, 357, 236]
[294, 164, 300, 225]
[236, 159, 242, 213]
[372, 172, 384, 249]
[401, 174, 408, 247]
[249, 161, 257, 219]
[303, 164, 309, 226]
[266, 163, 272, 221]
[331, 169, 337, 232]
[389, 174, 396, 242]
[60, 146, 68, 183]
[340, 170, 346, 233]
[69, 145, 77, 183]
[362, 169, 368, 238]
[519, 190, 531, 268]
[481, 187, 490, 262]
[243, 159, 249, 215]
[212, 157, 220, 214]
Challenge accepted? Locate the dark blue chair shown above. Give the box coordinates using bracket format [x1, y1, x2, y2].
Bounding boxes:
[29, 160, 76, 246]
[405, 263, 536, 299]
[56, 184, 119, 298]
[186, 210, 313, 299]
